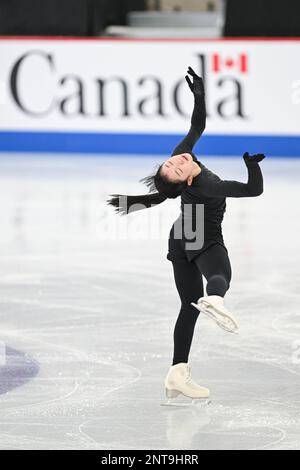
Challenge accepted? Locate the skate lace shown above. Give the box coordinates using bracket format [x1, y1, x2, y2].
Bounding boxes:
[184, 367, 193, 384]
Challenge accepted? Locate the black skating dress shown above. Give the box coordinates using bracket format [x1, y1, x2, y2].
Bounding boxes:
[167, 93, 264, 263]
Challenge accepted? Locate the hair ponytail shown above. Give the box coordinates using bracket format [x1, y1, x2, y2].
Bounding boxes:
[106, 164, 187, 216]
[106, 192, 167, 216]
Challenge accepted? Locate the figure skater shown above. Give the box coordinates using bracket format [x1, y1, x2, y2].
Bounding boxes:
[107, 67, 265, 402]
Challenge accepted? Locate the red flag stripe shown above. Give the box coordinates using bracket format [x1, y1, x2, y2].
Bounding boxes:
[212, 54, 220, 73]
[240, 54, 248, 73]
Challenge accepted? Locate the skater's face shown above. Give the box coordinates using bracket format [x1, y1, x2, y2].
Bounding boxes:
[160, 153, 196, 186]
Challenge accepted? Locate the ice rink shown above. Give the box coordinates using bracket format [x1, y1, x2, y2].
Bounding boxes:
[0, 153, 299, 450]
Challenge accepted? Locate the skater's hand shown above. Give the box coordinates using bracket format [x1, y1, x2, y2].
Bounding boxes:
[243, 152, 266, 163]
[185, 66, 205, 99]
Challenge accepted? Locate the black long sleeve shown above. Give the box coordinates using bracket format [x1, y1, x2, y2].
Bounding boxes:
[193, 159, 264, 198]
[171, 94, 206, 157]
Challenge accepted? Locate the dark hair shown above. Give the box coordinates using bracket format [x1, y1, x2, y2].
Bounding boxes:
[106, 164, 188, 215]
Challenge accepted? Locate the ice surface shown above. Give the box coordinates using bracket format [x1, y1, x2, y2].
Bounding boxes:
[0, 154, 299, 450]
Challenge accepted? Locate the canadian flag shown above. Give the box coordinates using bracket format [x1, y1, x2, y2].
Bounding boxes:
[212, 54, 248, 74]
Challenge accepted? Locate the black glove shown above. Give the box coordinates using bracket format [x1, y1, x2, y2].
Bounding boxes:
[243, 152, 266, 163]
[185, 66, 205, 99]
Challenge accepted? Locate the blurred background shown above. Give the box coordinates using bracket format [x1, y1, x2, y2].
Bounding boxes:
[1, 0, 300, 37]
[0, 0, 300, 451]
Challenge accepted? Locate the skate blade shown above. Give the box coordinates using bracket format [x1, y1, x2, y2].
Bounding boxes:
[160, 398, 211, 408]
[161, 389, 211, 407]
[201, 306, 239, 334]
[191, 302, 239, 334]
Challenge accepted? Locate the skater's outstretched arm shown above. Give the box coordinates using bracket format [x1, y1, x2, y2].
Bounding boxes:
[196, 153, 265, 198]
[171, 67, 206, 157]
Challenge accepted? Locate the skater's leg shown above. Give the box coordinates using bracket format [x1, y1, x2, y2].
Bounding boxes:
[191, 245, 238, 334]
[171, 260, 204, 366]
[164, 260, 209, 401]
[193, 244, 232, 297]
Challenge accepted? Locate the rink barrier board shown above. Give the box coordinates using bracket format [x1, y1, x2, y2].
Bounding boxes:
[0, 131, 299, 157]
[1, 37, 299, 156]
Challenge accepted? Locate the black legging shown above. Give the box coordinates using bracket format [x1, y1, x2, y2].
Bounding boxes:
[171, 243, 232, 366]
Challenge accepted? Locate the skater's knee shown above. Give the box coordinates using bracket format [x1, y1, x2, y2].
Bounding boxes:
[208, 274, 230, 291]
[209, 273, 227, 284]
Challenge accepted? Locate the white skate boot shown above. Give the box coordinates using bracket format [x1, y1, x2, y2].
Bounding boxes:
[191, 295, 239, 334]
[162, 363, 210, 407]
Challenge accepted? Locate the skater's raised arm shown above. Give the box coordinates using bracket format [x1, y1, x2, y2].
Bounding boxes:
[171, 67, 206, 157]
[197, 153, 265, 198]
